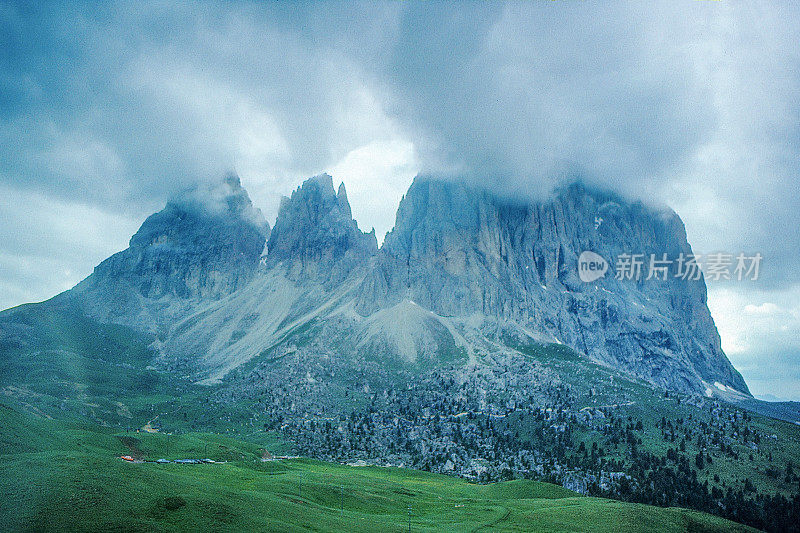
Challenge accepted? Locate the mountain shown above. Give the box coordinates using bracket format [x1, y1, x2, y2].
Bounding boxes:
[54, 174, 269, 335]
[357, 178, 748, 396]
[148, 173, 380, 382]
[266, 173, 377, 282]
[21, 173, 746, 397]
[4, 172, 800, 532]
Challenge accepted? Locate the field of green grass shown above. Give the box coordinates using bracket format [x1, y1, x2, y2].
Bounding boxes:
[0, 398, 756, 532]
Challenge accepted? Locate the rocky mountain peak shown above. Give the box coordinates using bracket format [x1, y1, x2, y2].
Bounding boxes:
[130, 174, 269, 252]
[337, 181, 352, 219]
[67, 175, 269, 330]
[51, 171, 748, 397]
[358, 176, 748, 396]
[266, 174, 377, 280]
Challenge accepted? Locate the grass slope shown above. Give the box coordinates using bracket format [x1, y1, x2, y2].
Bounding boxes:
[0, 399, 754, 532]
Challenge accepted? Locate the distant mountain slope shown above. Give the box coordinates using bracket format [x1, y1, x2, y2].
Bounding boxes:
[55, 174, 269, 335]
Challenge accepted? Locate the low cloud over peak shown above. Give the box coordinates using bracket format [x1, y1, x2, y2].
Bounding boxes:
[1, 1, 799, 396]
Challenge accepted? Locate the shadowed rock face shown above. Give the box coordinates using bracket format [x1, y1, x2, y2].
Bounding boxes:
[266, 173, 377, 282]
[64, 174, 269, 331]
[357, 177, 748, 395]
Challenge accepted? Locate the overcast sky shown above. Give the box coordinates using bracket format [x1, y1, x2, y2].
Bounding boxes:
[1, 1, 798, 400]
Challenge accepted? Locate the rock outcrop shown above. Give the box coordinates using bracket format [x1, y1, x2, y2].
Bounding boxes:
[63, 174, 268, 332]
[266, 173, 377, 283]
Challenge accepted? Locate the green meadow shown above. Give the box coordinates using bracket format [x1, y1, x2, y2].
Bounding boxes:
[0, 398, 755, 532]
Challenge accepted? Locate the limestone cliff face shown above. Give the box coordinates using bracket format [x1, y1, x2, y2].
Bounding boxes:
[356, 177, 748, 395]
[266, 173, 377, 283]
[65, 174, 268, 331]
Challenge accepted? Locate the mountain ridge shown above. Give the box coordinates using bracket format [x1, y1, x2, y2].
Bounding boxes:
[7, 172, 748, 398]
[355, 176, 747, 395]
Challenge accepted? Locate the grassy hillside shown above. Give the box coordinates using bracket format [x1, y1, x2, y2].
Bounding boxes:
[0, 398, 755, 532]
[0, 305, 266, 436]
[2, 305, 798, 530]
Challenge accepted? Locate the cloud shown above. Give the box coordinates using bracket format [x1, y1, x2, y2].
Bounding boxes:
[4, 3, 798, 259]
[0, 182, 140, 310]
[1, 1, 799, 396]
[374, 3, 715, 195]
[708, 285, 800, 400]
[329, 139, 418, 243]
[375, 2, 799, 290]
[0, 2, 410, 214]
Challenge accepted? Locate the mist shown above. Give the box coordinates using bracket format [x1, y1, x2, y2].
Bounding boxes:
[1, 1, 799, 397]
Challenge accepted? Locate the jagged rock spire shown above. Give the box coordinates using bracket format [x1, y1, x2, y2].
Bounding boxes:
[266, 174, 377, 281]
[337, 181, 352, 219]
[83, 174, 269, 303]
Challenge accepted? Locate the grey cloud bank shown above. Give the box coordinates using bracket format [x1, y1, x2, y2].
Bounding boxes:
[1, 1, 799, 397]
